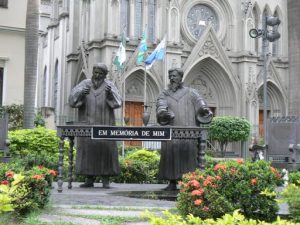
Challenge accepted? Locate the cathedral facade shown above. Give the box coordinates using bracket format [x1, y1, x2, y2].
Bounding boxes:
[38, 0, 289, 140]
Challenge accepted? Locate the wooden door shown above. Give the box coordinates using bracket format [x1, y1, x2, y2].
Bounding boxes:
[259, 110, 270, 139]
[124, 101, 144, 146]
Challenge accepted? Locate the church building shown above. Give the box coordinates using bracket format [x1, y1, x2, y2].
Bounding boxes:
[38, 0, 290, 142]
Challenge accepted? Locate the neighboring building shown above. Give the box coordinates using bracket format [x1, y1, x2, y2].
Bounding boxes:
[0, 0, 27, 106]
[38, 0, 290, 142]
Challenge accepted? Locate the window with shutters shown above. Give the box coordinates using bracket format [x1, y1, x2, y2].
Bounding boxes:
[0, 0, 8, 8]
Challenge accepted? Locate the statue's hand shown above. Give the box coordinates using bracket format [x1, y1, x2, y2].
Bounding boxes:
[200, 107, 213, 117]
[157, 110, 175, 125]
[82, 86, 90, 95]
[197, 107, 213, 124]
[105, 84, 112, 93]
[105, 84, 114, 99]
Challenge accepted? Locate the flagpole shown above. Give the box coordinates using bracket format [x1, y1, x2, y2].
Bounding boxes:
[122, 72, 126, 157]
[143, 65, 147, 108]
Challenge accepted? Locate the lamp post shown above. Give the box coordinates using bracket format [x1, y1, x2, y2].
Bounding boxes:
[249, 16, 281, 148]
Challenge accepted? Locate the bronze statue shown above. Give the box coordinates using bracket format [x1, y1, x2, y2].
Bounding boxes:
[69, 62, 122, 188]
[156, 68, 212, 190]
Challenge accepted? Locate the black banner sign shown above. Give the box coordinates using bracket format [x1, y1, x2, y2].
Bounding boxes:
[92, 126, 171, 140]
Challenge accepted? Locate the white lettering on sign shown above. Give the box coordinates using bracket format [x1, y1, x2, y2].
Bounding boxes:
[152, 131, 165, 136]
[142, 131, 150, 136]
[98, 130, 108, 135]
[110, 130, 139, 136]
[92, 127, 171, 140]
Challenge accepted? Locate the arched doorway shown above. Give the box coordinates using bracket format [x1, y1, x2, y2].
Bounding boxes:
[257, 81, 286, 138]
[184, 57, 239, 116]
[123, 69, 160, 146]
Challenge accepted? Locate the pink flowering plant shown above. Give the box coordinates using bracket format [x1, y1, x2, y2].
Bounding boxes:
[177, 160, 283, 222]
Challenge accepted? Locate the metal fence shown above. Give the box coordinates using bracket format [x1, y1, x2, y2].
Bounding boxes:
[0, 112, 10, 162]
[267, 116, 300, 169]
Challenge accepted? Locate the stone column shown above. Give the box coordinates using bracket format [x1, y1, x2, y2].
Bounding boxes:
[288, 0, 300, 115]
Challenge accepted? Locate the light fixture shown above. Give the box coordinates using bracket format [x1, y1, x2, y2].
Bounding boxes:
[249, 28, 263, 38]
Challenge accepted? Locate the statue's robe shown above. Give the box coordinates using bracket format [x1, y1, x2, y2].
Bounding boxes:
[156, 86, 207, 180]
[69, 79, 122, 176]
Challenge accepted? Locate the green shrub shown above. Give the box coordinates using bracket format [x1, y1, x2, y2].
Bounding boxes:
[144, 209, 299, 225]
[0, 183, 15, 213]
[112, 149, 160, 183]
[126, 149, 160, 164]
[0, 105, 47, 130]
[289, 171, 300, 186]
[0, 104, 24, 130]
[281, 180, 300, 222]
[8, 127, 69, 170]
[177, 160, 283, 222]
[208, 116, 251, 156]
[34, 112, 46, 127]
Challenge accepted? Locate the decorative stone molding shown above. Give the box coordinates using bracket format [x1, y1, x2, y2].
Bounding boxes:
[241, 0, 253, 18]
[190, 78, 214, 102]
[41, 0, 51, 6]
[269, 116, 300, 123]
[246, 67, 257, 101]
[66, 53, 80, 62]
[198, 36, 219, 58]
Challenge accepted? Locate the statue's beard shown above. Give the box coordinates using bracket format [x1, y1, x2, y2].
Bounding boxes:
[168, 82, 183, 92]
[92, 77, 104, 89]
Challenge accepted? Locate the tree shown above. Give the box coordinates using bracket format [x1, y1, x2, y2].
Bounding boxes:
[23, 0, 39, 128]
[208, 116, 251, 156]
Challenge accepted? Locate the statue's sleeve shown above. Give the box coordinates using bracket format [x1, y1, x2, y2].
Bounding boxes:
[156, 91, 174, 125]
[156, 92, 168, 114]
[191, 88, 212, 124]
[105, 81, 122, 109]
[68, 80, 90, 108]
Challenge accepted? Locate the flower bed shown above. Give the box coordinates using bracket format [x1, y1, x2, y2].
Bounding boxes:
[177, 160, 283, 222]
[0, 164, 56, 215]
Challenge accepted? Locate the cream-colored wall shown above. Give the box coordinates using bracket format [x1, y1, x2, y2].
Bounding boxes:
[0, 0, 27, 28]
[0, 0, 27, 105]
[0, 31, 25, 105]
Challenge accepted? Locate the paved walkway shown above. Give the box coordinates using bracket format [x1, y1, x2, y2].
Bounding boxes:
[39, 182, 176, 225]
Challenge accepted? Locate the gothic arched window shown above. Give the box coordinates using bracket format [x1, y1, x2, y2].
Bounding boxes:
[262, 9, 268, 26]
[120, 0, 130, 35]
[252, 6, 259, 53]
[272, 11, 280, 57]
[148, 0, 156, 42]
[135, 0, 143, 38]
[42, 66, 47, 107]
[53, 60, 59, 111]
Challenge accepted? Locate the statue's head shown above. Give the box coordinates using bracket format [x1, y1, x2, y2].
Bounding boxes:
[168, 68, 184, 91]
[168, 68, 184, 77]
[93, 63, 108, 75]
[92, 63, 108, 88]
